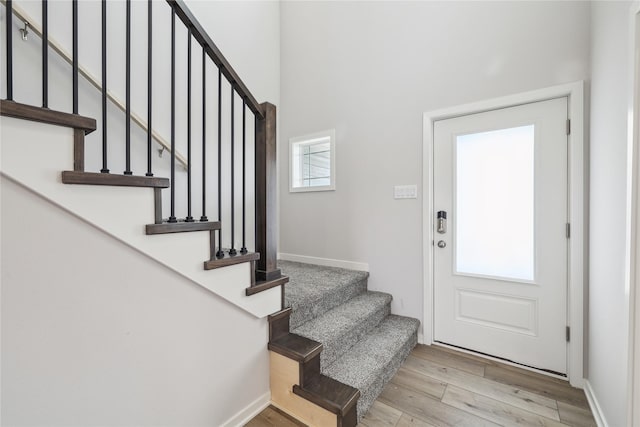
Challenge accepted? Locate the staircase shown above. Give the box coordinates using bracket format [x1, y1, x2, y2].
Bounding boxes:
[269, 261, 420, 425]
[1, 0, 286, 317]
[2, 1, 419, 425]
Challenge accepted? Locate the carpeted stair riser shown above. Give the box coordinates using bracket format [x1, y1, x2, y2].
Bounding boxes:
[363, 329, 418, 419]
[293, 291, 392, 370]
[322, 315, 420, 421]
[290, 276, 367, 330]
[280, 261, 369, 329]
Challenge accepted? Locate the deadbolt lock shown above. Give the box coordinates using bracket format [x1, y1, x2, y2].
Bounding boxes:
[437, 211, 447, 234]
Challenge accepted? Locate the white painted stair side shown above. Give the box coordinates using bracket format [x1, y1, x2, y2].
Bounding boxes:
[0, 117, 280, 318]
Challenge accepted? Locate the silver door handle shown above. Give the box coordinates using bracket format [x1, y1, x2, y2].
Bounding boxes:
[437, 240, 446, 248]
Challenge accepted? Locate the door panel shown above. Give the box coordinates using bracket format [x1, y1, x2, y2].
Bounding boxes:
[433, 97, 568, 374]
[456, 289, 538, 336]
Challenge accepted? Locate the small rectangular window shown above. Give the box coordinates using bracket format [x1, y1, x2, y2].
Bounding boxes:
[289, 129, 336, 192]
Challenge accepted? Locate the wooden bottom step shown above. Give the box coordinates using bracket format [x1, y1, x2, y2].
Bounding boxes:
[294, 374, 359, 420]
[270, 351, 359, 427]
[268, 310, 359, 427]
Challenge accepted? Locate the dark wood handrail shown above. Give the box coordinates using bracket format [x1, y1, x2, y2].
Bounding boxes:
[168, 0, 265, 119]
[170, 0, 283, 284]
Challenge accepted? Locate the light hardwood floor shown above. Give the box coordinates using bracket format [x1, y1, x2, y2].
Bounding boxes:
[246, 344, 596, 427]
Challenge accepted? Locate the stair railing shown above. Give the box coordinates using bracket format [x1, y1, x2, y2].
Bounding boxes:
[1, 0, 282, 286]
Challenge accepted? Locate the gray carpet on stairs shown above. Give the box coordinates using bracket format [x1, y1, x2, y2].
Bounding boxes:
[293, 291, 392, 370]
[280, 260, 369, 329]
[323, 315, 420, 420]
[280, 260, 421, 422]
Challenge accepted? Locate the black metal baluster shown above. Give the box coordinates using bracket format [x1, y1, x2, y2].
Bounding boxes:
[200, 47, 208, 222]
[185, 29, 193, 222]
[100, 0, 108, 173]
[240, 100, 247, 254]
[124, 0, 132, 175]
[229, 86, 236, 256]
[5, 0, 12, 101]
[72, 0, 78, 113]
[42, 0, 48, 107]
[169, 9, 177, 223]
[146, 0, 153, 177]
[216, 68, 224, 258]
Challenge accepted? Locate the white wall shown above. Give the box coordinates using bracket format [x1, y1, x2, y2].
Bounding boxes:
[279, 1, 591, 326]
[588, 2, 633, 426]
[1, 177, 269, 426]
[184, 0, 280, 106]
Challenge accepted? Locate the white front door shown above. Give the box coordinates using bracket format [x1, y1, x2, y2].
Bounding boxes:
[433, 97, 568, 374]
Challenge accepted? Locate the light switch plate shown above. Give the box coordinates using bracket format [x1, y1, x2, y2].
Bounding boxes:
[394, 184, 418, 199]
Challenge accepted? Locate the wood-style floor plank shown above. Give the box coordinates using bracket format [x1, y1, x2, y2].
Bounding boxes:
[484, 364, 590, 410]
[358, 401, 402, 427]
[245, 406, 306, 427]
[442, 385, 570, 427]
[378, 382, 500, 427]
[244, 414, 272, 427]
[482, 358, 572, 386]
[402, 355, 561, 420]
[428, 344, 498, 366]
[394, 413, 437, 427]
[557, 401, 598, 427]
[430, 344, 571, 386]
[390, 367, 447, 400]
[431, 345, 570, 383]
[247, 346, 596, 427]
[412, 345, 487, 376]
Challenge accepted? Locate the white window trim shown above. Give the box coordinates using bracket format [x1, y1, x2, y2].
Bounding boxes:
[422, 81, 585, 388]
[289, 129, 336, 193]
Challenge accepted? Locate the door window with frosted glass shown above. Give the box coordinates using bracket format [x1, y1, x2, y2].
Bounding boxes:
[455, 125, 535, 282]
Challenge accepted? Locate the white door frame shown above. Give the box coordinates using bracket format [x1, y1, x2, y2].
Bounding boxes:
[422, 81, 585, 388]
[627, 2, 640, 425]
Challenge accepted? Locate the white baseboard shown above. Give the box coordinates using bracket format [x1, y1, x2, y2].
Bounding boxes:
[220, 391, 271, 427]
[278, 253, 369, 272]
[583, 380, 609, 427]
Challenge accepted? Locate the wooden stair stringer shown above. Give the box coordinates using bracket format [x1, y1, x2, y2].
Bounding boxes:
[0, 114, 281, 318]
[267, 308, 359, 427]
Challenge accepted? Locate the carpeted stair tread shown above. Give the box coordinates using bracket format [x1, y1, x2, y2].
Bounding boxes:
[323, 314, 420, 420]
[293, 291, 392, 370]
[279, 260, 369, 329]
